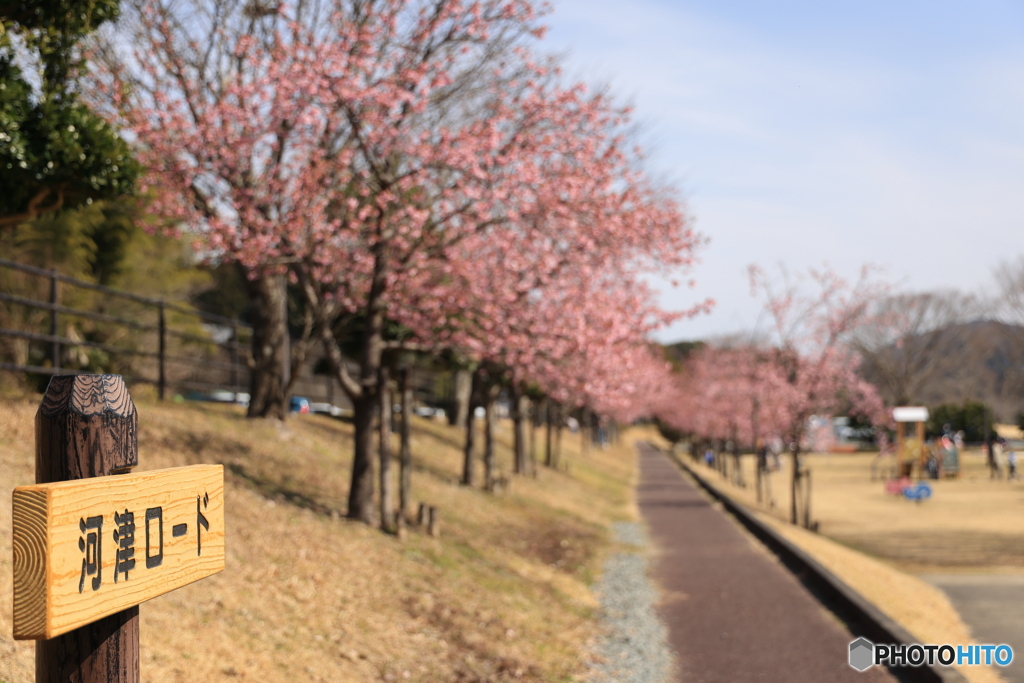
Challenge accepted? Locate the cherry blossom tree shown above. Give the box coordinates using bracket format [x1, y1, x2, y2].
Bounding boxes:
[746, 263, 888, 525]
[95, 0, 558, 523]
[657, 265, 890, 525]
[94, 0, 554, 423]
[95, 0, 709, 528]
[440, 213, 705, 484]
[300, 75, 705, 512]
[92, 0, 345, 418]
[443, 136, 708, 471]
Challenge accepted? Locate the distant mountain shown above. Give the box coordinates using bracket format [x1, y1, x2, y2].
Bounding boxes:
[857, 319, 1024, 421]
[663, 322, 1024, 421]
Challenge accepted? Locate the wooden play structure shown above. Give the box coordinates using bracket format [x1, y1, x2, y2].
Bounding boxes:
[893, 406, 928, 478]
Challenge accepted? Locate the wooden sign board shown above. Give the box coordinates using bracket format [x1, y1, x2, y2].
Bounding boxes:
[892, 406, 929, 423]
[13, 464, 224, 640]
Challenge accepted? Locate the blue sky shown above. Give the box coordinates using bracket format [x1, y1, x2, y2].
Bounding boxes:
[542, 0, 1024, 341]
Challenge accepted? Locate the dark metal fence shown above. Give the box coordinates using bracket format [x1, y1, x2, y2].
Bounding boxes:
[0, 257, 252, 399]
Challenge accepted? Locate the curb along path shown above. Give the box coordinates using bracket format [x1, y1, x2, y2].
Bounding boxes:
[637, 443, 894, 682]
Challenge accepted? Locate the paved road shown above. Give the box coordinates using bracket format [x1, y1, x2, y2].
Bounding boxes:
[636, 444, 894, 682]
[923, 574, 1024, 682]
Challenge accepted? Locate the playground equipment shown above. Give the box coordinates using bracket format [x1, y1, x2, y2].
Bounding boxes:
[892, 406, 928, 478]
[933, 435, 960, 477]
[883, 477, 933, 501]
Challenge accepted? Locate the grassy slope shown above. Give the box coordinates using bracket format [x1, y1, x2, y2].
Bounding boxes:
[0, 391, 638, 683]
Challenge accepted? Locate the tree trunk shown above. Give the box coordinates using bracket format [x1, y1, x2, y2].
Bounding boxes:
[245, 271, 290, 420]
[349, 395, 376, 522]
[790, 446, 800, 525]
[462, 368, 480, 486]
[529, 401, 538, 477]
[803, 468, 812, 529]
[756, 460, 763, 503]
[544, 399, 554, 468]
[731, 430, 742, 487]
[449, 368, 472, 427]
[554, 404, 563, 470]
[752, 400, 761, 503]
[310, 308, 376, 524]
[483, 382, 498, 490]
[347, 251, 390, 524]
[399, 367, 412, 522]
[378, 365, 394, 532]
[512, 386, 529, 475]
[580, 408, 589, 458]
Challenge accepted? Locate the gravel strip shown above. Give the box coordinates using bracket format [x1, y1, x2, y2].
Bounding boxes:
[587, 522, 674, 683]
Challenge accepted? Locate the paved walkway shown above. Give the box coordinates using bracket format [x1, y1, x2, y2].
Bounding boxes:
[636, 444, 894, 682]
[922, 574, 1024, 682]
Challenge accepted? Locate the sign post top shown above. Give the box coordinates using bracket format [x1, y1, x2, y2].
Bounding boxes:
[37, 374, 136, 420]
[36, 374, 139, 482]
[892, 406, 929, 423]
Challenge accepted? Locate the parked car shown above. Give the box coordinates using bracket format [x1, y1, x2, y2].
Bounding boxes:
[413, 405, 447, 420]
[310, 402, 350, 417]
[184, 390, 249, 406]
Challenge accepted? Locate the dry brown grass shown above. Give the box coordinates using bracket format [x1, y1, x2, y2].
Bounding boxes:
[0, 392, 637, 683]
[690, 449, 1024, 572]
[682, 449, 1021, 683]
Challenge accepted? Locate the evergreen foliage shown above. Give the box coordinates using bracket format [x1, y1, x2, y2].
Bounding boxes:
[0, 0, 137, 228]
[927, 401, 994, 442]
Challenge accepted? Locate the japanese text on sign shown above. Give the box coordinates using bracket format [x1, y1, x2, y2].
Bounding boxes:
[12, 465, 225, 640]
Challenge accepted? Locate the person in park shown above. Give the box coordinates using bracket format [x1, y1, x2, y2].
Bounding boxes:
[992, 437, 1006, 480]
[1004, 439, 1018, 480]
[923, 441, 938, 479]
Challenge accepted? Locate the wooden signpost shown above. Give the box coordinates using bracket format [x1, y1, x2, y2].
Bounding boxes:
[13, 464, 225, 640]
[10, 374, 225, 683]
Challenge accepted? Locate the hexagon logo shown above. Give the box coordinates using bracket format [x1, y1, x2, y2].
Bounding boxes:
[849, 637, 875, 672]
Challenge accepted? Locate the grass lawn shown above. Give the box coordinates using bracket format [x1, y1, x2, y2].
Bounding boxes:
[694, 448, 1024, 573]
[0, 386, 640, 683]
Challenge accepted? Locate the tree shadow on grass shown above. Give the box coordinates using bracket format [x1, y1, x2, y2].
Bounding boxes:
[639, 499, 712, 509]
[226, 462, 343, 519]
[416, 426, 466, 453]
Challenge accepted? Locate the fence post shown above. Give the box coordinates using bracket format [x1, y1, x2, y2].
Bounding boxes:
[35, 374, 140, 683]
[158, 302, 166, 401]
[49, 270, 59, 372]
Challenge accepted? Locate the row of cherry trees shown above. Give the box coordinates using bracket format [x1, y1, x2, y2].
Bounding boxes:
[89, 0, 707, 526]
[656, 265, 891, 525]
